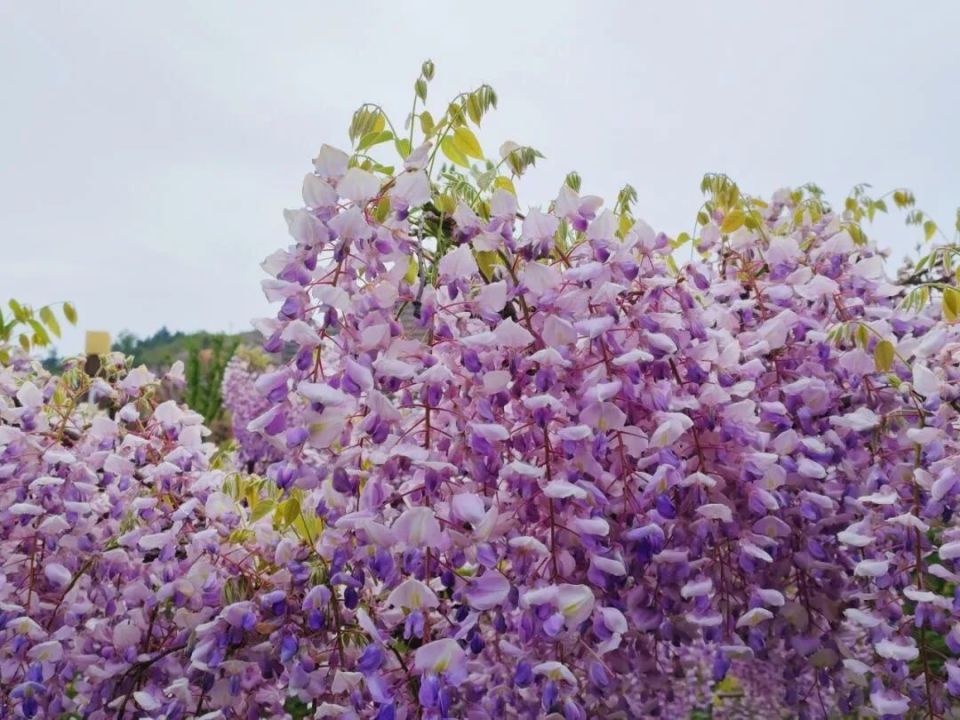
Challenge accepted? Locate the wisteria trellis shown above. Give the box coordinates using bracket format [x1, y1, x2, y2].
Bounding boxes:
[3, 64, 960, 719]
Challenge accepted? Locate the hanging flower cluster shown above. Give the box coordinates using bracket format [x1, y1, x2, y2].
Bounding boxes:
[221, 350, 286, 474]
[3, 63, 960, 718]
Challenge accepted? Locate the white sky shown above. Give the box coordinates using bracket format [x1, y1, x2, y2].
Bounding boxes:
[2, 2, 958, 355]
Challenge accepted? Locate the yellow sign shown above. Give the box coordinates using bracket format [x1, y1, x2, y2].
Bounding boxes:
[85, 331, 111, 356]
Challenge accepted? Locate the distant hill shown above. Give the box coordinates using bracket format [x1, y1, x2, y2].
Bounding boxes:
[112, 327, 261, 370]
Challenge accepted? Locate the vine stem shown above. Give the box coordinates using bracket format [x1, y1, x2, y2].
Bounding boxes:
[542, 427, 560, 579]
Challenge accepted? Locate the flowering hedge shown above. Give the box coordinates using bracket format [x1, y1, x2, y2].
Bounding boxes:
[3, 63, 960, 719]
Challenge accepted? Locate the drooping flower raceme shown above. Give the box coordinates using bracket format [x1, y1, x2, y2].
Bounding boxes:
[221, 351, 285, 473]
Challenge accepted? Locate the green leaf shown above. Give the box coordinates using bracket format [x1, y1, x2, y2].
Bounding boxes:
[27, 319, 50, 347]
[476, 251, 501, 280]
[373, 196, 391, 223]
[477, 169, 495, 191]
[452, 126, 483, 159]
[435, 193, 456, 215]
[893, 190, 913, 208]
[349, 109, 385, 144]
[874, 339, 895, 372]
[440, 137, 469, 167]
[720, 209, 745, 234]
[446, 101, 466, 126]
[394, 138, 412, 158]
[8, 299, 28, 322]
[414, 78, 427, 102]
[249, 499, 275, 523]
[420, 59, 435, 81]
[493, 175, 516, 195]
[564, 171, 581, 192]
[39, 306, 61, 338]
[357, 130, 393, 152]
[855, 324, 868, 348]
[504, 146, 543, 176]
[419, 111, 435, 137]
[284, 695, 312, 720]
[18, 333, 30, 351]
[943, 287, 960, 322]
[281, 496, 301, 527]
[63, 303, 77, 325]
[403, 257, 419, 285]
[923, 220, 937, 241]
[466, 94, 482, 125]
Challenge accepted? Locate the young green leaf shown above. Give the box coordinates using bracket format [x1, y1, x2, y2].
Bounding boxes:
[564, 171, 582, 192]
[39, 306, 61, 338]
[373, 196, 391, 223]
[250, 499, 275, 523]
[943, 287, 960, 322]
[476, 250, 502, 280]
[477, 169, 495, 191]
[452, 126, 483, 159]
[420, 59, 435, 81]
[874, 339, 895, 372]
[357, 130, 393, 152]
[855, 324, 868, 349]
[420, 111, 435, 137]
[9, 299, 27, 322]
[395, 138, 412, 158]
[435, 194, 456, 215]
[493, 175, 516, 195]
[403, 257, 419, 285]
[281, 496, 301, 527]
[466, 94, 483, 125]
[720, 209, 745, 234]
[28, 319, 49, 347]
[440, 137, 469, 167]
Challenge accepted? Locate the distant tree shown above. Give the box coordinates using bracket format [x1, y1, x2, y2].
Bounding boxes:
[112, 330, 139, 356]
[184, 333, 239, 423]
[40, 347, 62, 373]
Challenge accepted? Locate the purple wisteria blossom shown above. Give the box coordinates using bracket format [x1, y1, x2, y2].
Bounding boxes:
[3, 72, 960, 719]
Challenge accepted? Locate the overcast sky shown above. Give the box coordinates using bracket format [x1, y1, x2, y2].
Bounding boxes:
[2, 2, 957, 355]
